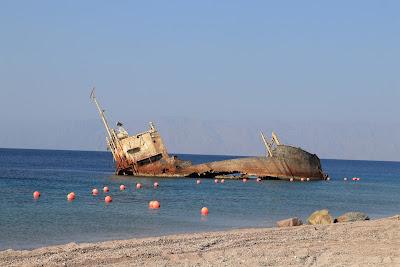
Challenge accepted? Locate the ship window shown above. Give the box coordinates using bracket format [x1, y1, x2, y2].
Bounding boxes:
[127, 147, 140, 154]
[137, 158, 151, 166]
[137, 154, 163, 166]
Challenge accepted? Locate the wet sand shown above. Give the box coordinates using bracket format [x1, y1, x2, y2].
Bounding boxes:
[1, 215, 399, 266]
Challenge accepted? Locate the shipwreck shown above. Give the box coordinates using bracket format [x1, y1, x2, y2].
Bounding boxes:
[91, 89, 327, 181]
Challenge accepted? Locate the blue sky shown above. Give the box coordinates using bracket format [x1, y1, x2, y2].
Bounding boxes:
[0, 1, 399, 160]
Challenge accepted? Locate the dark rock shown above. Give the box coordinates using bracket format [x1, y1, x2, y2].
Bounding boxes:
[276, 217, 303, 227]
[336, 212, 369, 223]
[307, 209, 333, 225]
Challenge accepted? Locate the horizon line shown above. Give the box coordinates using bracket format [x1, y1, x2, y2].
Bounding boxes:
[0, 146, 399, 164]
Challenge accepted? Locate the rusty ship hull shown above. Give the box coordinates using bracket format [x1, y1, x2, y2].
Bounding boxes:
[120, 145, 325, 181]
[90, 89, 327, 181]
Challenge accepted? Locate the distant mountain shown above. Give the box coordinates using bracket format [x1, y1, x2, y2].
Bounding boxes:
[0, 117, 399, 161]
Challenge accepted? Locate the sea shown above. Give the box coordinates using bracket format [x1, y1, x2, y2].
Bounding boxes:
[0, 148, 399, 250]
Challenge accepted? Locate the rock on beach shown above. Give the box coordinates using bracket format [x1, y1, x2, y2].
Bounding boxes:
[336, 212, 370, 223]
[307, 209, 334, 225]
[276, 217, 303, 227]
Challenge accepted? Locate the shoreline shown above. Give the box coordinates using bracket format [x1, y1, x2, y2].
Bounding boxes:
[1, 215, 399, 266]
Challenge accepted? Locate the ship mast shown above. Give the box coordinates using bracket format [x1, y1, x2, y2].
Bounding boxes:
[90, 88, 119, 161]
[260, 131, 282, 157]
[90, 89, 113, 140]
[260, 131, 273, 157]
[272, 132, 281, 145]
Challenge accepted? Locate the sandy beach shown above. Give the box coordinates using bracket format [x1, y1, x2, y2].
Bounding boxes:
[1, 215, 399, 267]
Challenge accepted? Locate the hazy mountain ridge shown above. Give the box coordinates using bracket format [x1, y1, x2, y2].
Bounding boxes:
[0, 117, 399, 161]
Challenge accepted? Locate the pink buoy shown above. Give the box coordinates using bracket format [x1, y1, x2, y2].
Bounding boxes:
[105, 195, 112, 203]
[201, 207, 209, 216]
[67, 192, 75, 201]
[300, 178, 305, 182]
[214, 179, 218, 184]
[136, 183, 142, 189]
[221, 179, 225, 184]
[153, 182, 159, 188]
[290, 178, 294, 182]
[149, 200, 160, 209]
[103, 186, 109, 193]
[119, 184, 126, 191]
[33, 191, 40, 199]
[148, 200, 154, 208]
[196, 179, 201, 185]
[152, 200, 160, 209]
[242, 178, 248, 183]
[92, 188, 99, 196]
[306, 178, 310, 181]
[256, 178, 262, 182]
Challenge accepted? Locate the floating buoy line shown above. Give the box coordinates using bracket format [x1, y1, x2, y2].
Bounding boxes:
[32, 177, 352, 212]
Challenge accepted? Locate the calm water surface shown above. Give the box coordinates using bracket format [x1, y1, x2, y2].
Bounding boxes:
[0, 148, 399, 250]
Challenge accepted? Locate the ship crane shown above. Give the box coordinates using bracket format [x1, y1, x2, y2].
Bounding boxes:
[260, 131, 281, 157]
[90, 88, 122, 162]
